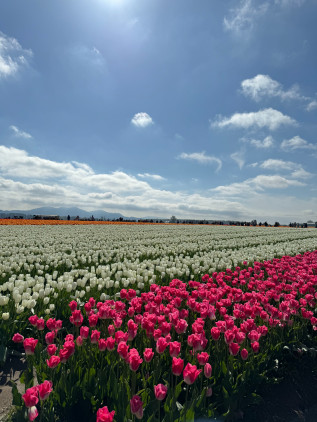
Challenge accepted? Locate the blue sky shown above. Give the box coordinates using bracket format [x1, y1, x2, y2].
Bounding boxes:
[0, 0, 317, 223]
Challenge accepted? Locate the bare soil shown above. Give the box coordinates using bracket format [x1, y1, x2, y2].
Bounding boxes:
[0, 355, 26, 422]
[243, 363, 317, 422]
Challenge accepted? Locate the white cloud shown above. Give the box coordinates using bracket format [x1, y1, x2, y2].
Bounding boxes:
[281, 136, 317, 151]
[178, 152, 222, 172]
[275, 0, 306, 7]
[131, 112, 153, 128]
[0, 146, 151, 193]
[241, 74, 302, 102]
[260, 158, 297, 171]
[0, 146, 315, 222]
[223, 0, 269, 33]
[306, 100, 317, 111]
[9, 125, 32, 139]
[70, 45, 106, 70]
[137, 173, 165, 181]
[260, 159, 313, 179]
[231, 151, 245, 169]
[213, 108, 296, 131]
[243, 135, 274, 148]
[0, 146, 247, 219]
[223, 0, 306, 36]
[241, 74, 315, 109]
[252, 174, 305, 189]
[212, 174, 305, 197]
[0, 31, 33, 78]
[262, 159, 311, 177]
[291, 168, 313, 179]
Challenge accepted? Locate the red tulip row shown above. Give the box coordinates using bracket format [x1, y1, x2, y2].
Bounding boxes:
[12, 250, 317, 421]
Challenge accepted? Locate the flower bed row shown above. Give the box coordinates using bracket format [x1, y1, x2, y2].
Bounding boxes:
[9, 250, 317, 421]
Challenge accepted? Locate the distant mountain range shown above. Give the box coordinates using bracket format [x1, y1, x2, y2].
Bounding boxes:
[0, 206, 138, 220]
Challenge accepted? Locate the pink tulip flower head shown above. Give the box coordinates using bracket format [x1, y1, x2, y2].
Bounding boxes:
[183, 363, 202, 385]
[96, 406, 115, 422]
[130, 395, 143, 419]
[154, 384, 168, 401]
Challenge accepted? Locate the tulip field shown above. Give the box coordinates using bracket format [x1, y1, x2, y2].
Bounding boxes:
[1, 224, 317, 421]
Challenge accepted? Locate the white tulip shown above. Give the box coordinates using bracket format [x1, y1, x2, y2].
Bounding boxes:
[16, 305, 24, 314]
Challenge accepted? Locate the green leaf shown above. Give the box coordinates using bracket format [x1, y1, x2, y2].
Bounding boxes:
[185, 407, 195, 421]
[221, 360, 227, 375]
[222, 386, 229, 400]
[174, 380, 183, 399]
[9, 380, 23, 406]
[20, 370, 26, 385]
[251, 392, 263, 405]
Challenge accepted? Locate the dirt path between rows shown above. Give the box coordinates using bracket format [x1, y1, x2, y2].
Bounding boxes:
[0, 355, 26, 422]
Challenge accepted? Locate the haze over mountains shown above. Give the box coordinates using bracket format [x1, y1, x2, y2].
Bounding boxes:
[0, 206, 136, 220]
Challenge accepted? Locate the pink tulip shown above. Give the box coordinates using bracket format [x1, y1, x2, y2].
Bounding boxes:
[154, 384, 168, 400]
[169, 341, 181, 357]
[22, 387, 38, 407]
[12, 333, 24, 343]
[96, 406, 115, 422]
[204, 363, 212, 378]
[172, 357, 184, 376]
[28, 315, 38, 327]
[91, 330, 101, 344]
[197, 352, 209, 365]
[98, 339, 107, 351]
[36, 318, 45, 331]
[80, 326, 90, 339]
[143, 348, 154, 363]
[156, 337, 168, 354]
[241, 348, 248, 360]
[251, 341, 260, 353]
[130, 395, 143, 419]
[46, 355, 60, 368]
[183, 363, 202, 385]
[37, 380, 53, 400]
[128, 349, 143, 371]
[70, 310, 84, 327]
[45, 331, 55, 345]
[28, 406, 39, 421]
[47, 344, 57, 356]
[210, 327, 220, 340]
[69, 300, 77, 312]
[23, 338, 38, 355]
[228, 342, 240, 356]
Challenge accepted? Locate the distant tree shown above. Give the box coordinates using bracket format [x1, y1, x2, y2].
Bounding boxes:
[274, 221, 280, 227]
[251, 220, 257, 226]
[67, 215, 70, 221]
[264, 221, 268, 227]
[170, 216, 177, 223]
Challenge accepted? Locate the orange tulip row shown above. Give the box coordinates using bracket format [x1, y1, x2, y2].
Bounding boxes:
[0, 219, 162, 226]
